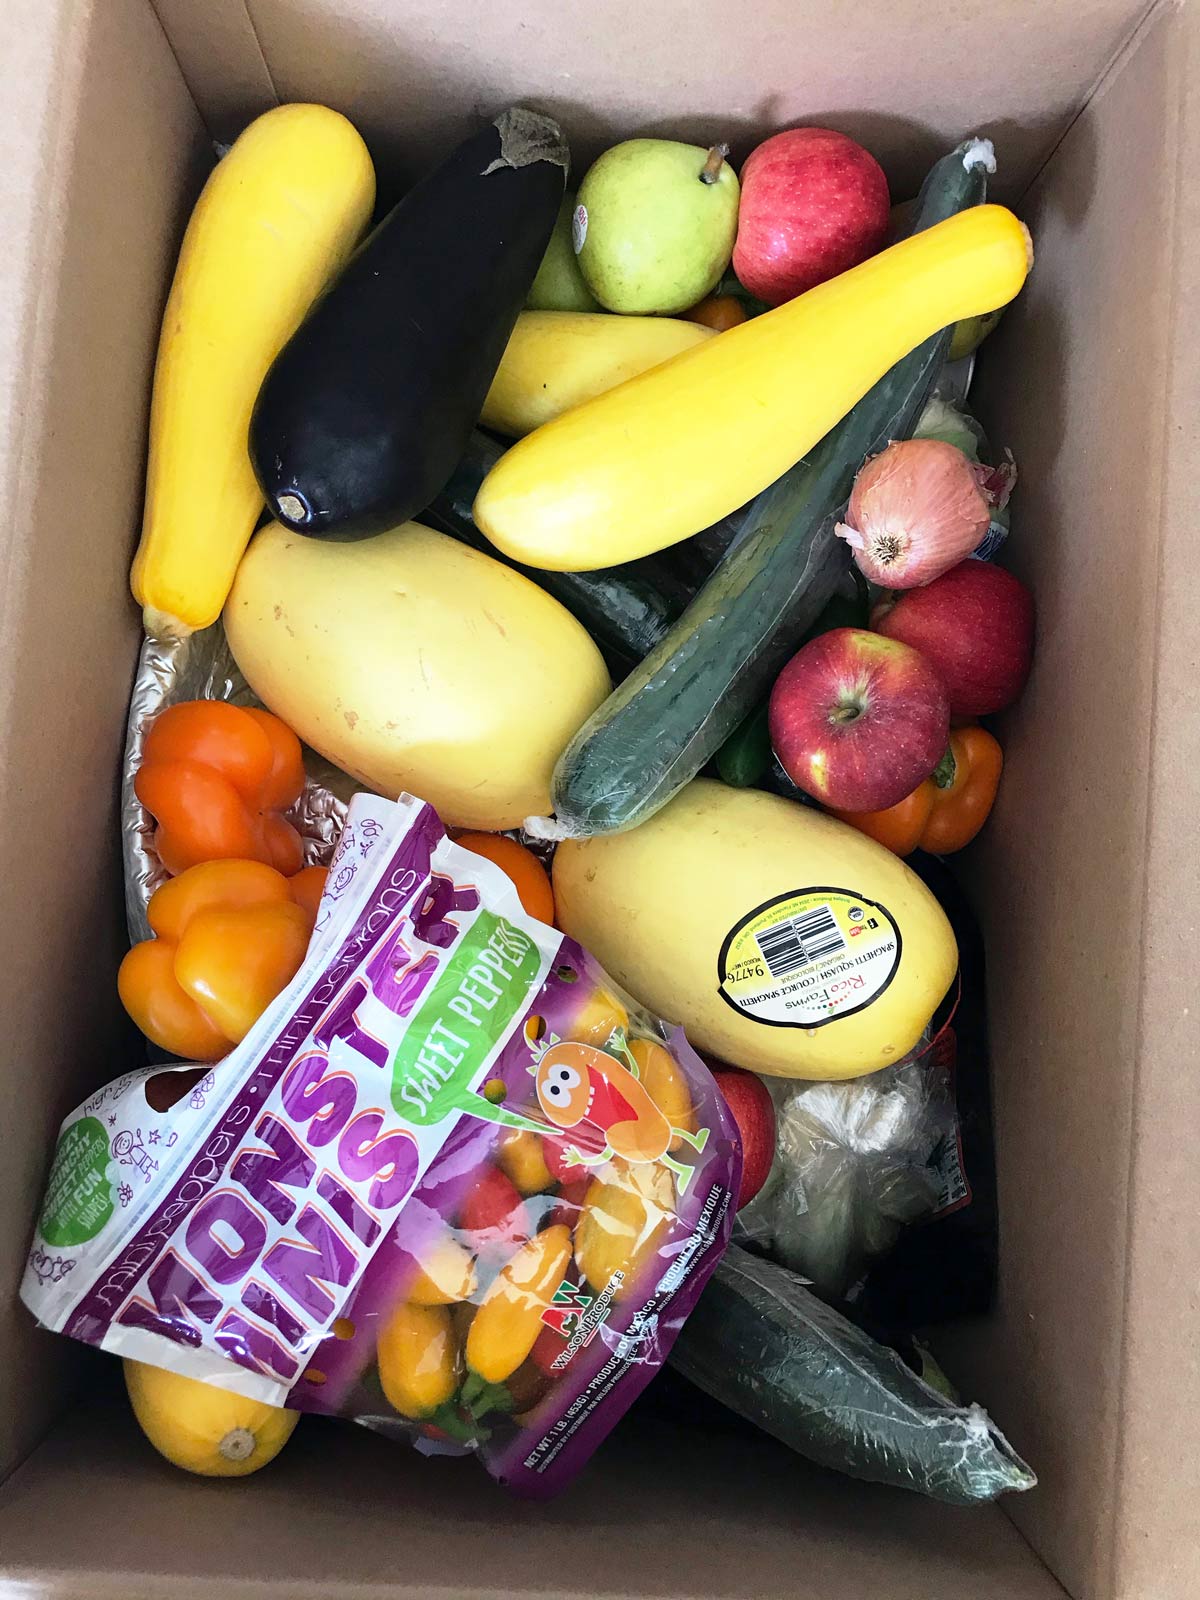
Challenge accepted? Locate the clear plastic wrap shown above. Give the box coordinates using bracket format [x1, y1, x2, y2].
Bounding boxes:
[23, 792, 740, 1495]
[670, 1243, 1035, 1505]
[737, 1051, 949, 1299]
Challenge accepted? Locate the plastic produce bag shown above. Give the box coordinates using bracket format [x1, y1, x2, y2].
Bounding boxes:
[738, 1052, 949, 1299]
[22, 792, 740, 1495]
[670, 1244, 1035, 1505]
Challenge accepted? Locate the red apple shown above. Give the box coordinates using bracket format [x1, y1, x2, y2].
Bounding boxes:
[769, 628, 949, 811]
[711, 1066, 776, 1209]
[875, 560, 1035, 717]
[733, 127, 890, 305]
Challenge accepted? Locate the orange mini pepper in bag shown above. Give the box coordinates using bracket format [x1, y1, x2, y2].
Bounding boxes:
[831, 725, 1003, 857]
[118, 859, 324, 1060]
[135, 700, 306, 876]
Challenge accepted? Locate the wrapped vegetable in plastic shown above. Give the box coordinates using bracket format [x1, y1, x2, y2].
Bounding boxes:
[22, 792, 739, 1495]
[738, 1052, 948, 1299]
[670, 1244, 1035, 1505]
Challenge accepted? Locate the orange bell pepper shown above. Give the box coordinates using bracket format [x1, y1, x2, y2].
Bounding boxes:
[118, 859, 320, 1061]
[287, 864, 329, 924]
[831, 726, 1003, 857]
[685, 294, 748, 332]
[135, 700, 305, 876]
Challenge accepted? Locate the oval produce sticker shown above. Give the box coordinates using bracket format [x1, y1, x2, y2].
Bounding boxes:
[717, 888, 901, 1029]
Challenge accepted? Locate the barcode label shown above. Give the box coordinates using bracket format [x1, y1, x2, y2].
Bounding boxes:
[930, 1127, 971, 1214]
[720, 888, 900, 1029]
[754, 904, 846, 978]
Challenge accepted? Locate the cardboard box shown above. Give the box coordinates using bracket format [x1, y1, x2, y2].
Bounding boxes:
[0, 1, 1195, 1595]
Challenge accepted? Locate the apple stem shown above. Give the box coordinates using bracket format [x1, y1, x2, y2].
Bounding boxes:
[699, 143, 730, 184]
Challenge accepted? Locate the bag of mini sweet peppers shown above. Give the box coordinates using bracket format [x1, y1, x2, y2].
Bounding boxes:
[22, 793, 740, 1494]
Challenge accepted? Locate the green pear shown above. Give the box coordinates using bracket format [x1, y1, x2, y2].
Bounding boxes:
[526, 193, 601, 312]
[949, 306, 1004, 361]
[576, 140, 740, 315]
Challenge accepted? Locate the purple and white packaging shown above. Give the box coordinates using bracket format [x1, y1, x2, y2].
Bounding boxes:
[22, 793, 740, 1494]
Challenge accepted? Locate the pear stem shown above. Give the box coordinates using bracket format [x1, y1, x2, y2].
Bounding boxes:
[699, 143, 730, 184]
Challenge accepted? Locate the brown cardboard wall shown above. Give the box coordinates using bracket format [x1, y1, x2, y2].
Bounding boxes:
[1111, 2, 1200, 1595]
[956, 5, 1198, 1596]
[152, 0, 1146, 200]
[0, 0, 208, 1480]
[0, 1395, 1068, 1600]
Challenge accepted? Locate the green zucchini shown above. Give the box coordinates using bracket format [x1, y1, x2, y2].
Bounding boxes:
[669, 1244, 1035, 1505]
[428, 430, 723, 663]
[688, 504, 750, 568]
[537, 139, 995, 838]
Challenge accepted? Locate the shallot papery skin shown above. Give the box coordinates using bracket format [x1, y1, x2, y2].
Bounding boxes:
[836, 437, 992, 588]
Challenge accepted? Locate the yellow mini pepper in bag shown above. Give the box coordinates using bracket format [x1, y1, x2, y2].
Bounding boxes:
[466, 1225, 573, 1383]
[377, 1302, 461, 1419]
[574, 1163, 676, 1302]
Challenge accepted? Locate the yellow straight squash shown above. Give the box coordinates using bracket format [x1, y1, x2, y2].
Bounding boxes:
[131, 105, 376, 637]
[474, 205, 1032, 571]
[481, 311, 713, 437]
[553, 780, 958, 1080]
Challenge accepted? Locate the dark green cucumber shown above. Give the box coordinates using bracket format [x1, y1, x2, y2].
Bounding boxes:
[716, 702, 772, 788]
[540, 139, 996, 837]
[425, 430, 700, 661]
[669, 1244, 1035, 1505]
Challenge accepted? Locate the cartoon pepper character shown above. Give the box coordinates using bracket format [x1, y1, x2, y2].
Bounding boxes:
[534, 1041, 709, 1192]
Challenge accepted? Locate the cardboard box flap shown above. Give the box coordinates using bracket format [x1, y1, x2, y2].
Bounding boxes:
[0, 0, 207, 1483]
[154, 0, 1145, 200]
[0, 1396, 1068, 1600]
[956, 4, 1200, 1595]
